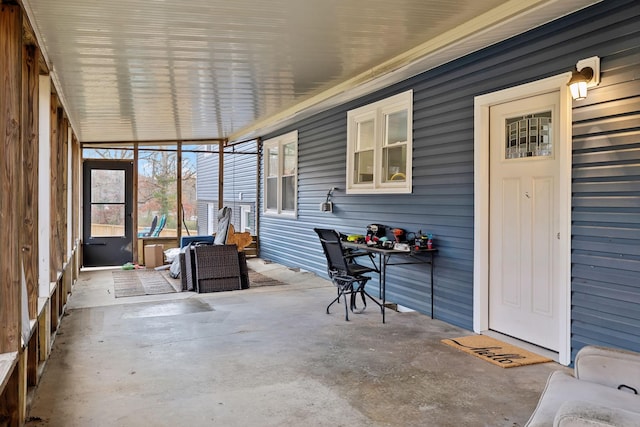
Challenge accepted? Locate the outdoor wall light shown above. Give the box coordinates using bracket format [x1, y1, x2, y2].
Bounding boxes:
[320, 187, 337, 212]
[568, 56, 600, 101]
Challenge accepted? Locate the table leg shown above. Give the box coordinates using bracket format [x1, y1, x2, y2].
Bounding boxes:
[377, 253, 382, 299]
[430, 252, 435, 319]
[382, 254, 387, 324]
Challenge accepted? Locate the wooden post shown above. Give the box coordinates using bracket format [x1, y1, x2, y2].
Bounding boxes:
[22, 43, 39, 319]
[54, 109, 65, 271]
[218, 140, 224, 209]
[176, 141, 182, 241]
[61, 119, 69, 260]
[0, 3, 23, 354]
[72, 134, 80, 259]
[0, 5, 23, 425]
[49, 96, 58, 282]
[255, 138, 262, 242]
[133, 143, 139, 263]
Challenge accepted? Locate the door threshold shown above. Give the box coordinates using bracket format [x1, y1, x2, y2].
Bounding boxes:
[483, 330, 559, 363]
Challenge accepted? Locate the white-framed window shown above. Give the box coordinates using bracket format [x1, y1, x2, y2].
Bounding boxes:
[263, 130, 298, 217]
[240, 204, 253, 234]
[346, 90, 413, 194]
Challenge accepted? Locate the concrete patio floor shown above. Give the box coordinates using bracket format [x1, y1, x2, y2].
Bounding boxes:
[26, 259, 567, 427]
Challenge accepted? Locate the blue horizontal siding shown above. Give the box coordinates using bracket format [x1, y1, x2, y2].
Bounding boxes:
[196, 141, 258, 234]
[257, 0, 640, 346]
[223, 141, 258, 230]
[570, 16, 640, 357]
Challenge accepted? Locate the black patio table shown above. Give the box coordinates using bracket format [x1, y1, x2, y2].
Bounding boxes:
[342, 242, 437, 323]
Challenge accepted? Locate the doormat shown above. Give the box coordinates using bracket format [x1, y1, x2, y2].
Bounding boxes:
[441, 335, 552, 368]
[112, 270, 178, 298]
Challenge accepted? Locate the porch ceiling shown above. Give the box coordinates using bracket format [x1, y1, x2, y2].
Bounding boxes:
[23, 0, 600, 144]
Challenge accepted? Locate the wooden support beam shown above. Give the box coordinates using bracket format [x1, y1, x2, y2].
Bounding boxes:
[17, 349, 26, 423]
[61, 119, 69, 259]
[0, 3, 23, 354]
[218, 140, 224, 208]
[0, 358, 23, 426]
[0, 6, 24, 424]
[72, 135, 79, 257]
[49, 283, 58, 334]
[133, 144, 139, 263]
[21, 43, 39, 319]
[54, 109, 64, 271]
[177, 142, 182, 241]
[255, 138, 262, 242]
[49, 96, 58, 282]
[26, 330, 38, 387]
[37, 298, 50, 362]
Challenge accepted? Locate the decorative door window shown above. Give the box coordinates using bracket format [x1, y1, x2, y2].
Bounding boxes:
[505, 112, 552, 159]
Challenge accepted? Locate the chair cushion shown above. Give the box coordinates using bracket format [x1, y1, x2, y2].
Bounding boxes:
[525, 371, 640, 427]
[554, 400, 640, 427]
[575, 345, 640, 392]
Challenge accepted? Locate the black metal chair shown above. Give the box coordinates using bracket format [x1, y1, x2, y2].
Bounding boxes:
[314, 228, 383, 321]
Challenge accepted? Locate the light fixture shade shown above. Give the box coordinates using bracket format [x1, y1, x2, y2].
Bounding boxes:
[568, 67, 593, 101]
[569, 79, 588, 100]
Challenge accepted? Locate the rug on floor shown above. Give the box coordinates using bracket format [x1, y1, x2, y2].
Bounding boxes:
[441, 335, 552, 368]
[247, 269, 289, 287]
[113, 269, 178, 298]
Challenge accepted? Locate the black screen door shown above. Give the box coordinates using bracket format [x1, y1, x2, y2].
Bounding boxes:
[83, 160, 134, 267]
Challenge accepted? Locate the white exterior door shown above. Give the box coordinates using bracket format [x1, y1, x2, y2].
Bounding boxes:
[489, 91, 561, 351]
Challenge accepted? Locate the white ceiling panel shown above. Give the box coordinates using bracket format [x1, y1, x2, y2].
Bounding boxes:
[22, 0, 599, 143]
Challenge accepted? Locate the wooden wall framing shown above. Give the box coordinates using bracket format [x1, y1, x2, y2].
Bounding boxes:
[0, 3, 23, 356]
[0, 4, 80, 425]
[0, 5, 24, 425]
[22, 42, 39, 320]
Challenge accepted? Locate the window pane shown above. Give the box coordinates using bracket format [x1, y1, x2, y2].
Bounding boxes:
[357, 120, 375, 150]
[505, 112, 552, 159]
[283, 142, 296, 175]
[181, 145, 198, 236]
[83, 148, 134, 159]
[386, 110, 408, 145]
[267, 147, 279, 177]
[91, 170, 124, 203]
[138, 149, 178, 237]
[282, 176, 295, 211]
[354, 150, 374, 183]
[383, 146, 407, 182]
[266, 177, 278, 209]
[91, 204, 125, 237]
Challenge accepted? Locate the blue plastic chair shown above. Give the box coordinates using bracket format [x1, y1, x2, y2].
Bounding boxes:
[137, 215, 158, 238]
[151, 214, 167, 237]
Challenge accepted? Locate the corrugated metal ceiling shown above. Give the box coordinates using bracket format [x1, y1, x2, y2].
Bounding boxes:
[22, 0, 600, 143]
